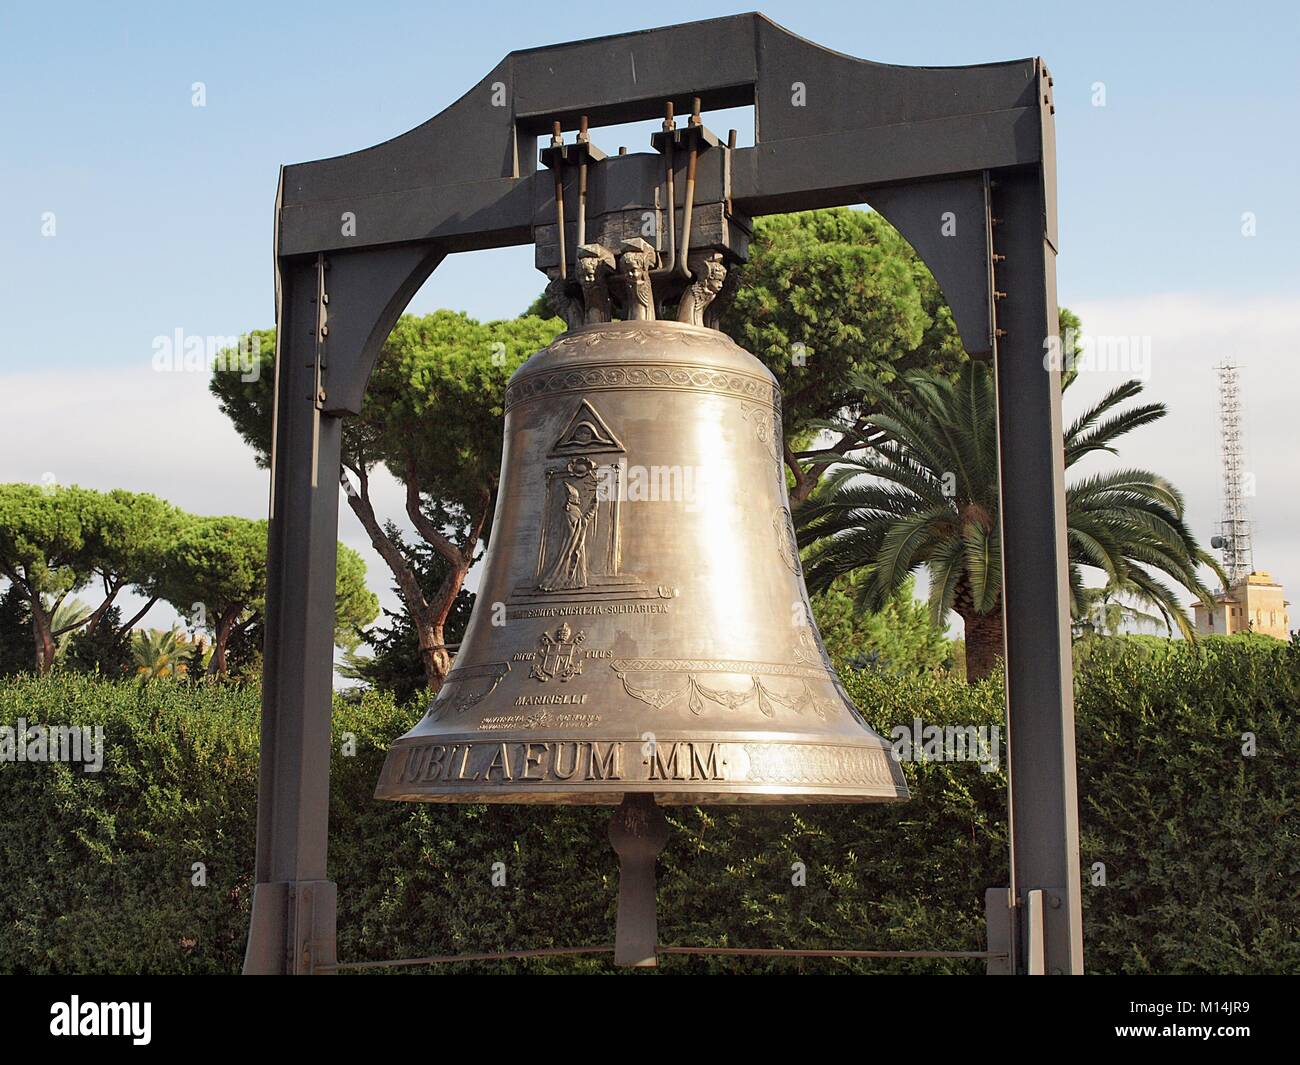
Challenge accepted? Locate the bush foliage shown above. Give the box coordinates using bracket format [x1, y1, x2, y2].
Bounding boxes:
[1, 634, 1295, 974]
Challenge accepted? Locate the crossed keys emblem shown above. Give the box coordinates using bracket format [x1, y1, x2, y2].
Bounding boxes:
[529, 623, 587, 683]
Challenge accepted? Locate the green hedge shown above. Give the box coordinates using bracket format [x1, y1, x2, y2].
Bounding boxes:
[1, 634, 1296, 974]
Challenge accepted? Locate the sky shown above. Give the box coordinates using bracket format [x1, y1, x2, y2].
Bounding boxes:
[2, 0, 1297, 648]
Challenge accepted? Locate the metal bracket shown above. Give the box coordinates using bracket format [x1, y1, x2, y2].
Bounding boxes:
[1025, 888, 1047, 975]
[245, 879, 337, 975]
[865, 174, 996, 357]
[1024, 886, 1071, 975]
[311, 253, 329, 410]
[608, 794, 670, 967]
[984, 886, 1015, 975]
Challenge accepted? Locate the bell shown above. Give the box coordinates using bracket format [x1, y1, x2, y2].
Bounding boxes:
[375, 246, 908, 809]
[374, 231, 907, 966]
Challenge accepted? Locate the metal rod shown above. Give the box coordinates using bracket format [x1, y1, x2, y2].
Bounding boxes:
[675, 141, 697, 278]
[327, 945, 615, 971]
[662, 101, 676, 270]
[575, 115, 589, 276]
[675, 97, 702, 278]
[323, 945, 1005, 971]
[551, 120, 566, 280]
[658, 947, 1004, 959]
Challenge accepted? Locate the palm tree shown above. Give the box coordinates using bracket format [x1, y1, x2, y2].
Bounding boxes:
[1073, 579, 1166, 637]
[797, 362, 1223, 681]
[46, 596, 93, 662]
[131, 627, 191, 680]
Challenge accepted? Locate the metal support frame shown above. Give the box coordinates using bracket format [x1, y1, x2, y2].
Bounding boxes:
[244, 12, 1083, 975]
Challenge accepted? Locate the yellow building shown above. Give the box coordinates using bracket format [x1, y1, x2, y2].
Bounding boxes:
[1194, 571, 1291, 639]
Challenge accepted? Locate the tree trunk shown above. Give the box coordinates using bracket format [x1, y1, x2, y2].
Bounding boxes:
[208, 605, 241, 678]
[405, 480, 485, 693]
[0, 562, 55, 674]
[784, 442, 817, 506]
[81, 577, 121, 638]
[414, 549, 475, 690]
[960, 606, 1005, 682]
[413, 606, 455, 692]
[30, 603, 55, 675]
[785, 415, 884, 506]
[341, 462, 486, 697]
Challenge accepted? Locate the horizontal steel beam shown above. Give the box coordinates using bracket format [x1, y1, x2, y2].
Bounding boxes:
[276, 12, 1043, 258]
[277, 114, 1036, 258]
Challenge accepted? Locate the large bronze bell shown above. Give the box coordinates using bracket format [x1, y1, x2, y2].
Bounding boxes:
[374, 144, 908, 963]
[375, 254, 907, 808]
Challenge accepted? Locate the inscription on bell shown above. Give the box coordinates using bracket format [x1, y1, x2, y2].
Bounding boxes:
[394, 740, 627, 784]
[478, 711, 602, 730]
[388, 739, 738, 787]
[646, 741, 724, 782]
[506, 601, 671, 620]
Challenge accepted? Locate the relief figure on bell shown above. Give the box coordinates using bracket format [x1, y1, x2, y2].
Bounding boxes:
[539, 480, 598, 590]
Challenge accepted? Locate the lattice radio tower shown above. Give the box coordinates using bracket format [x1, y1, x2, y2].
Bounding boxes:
[1211, 360, 1253, 586]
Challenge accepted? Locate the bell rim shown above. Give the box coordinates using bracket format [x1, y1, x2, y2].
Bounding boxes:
[374, 732, 910, 806]
[372, 784, 910, 805]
